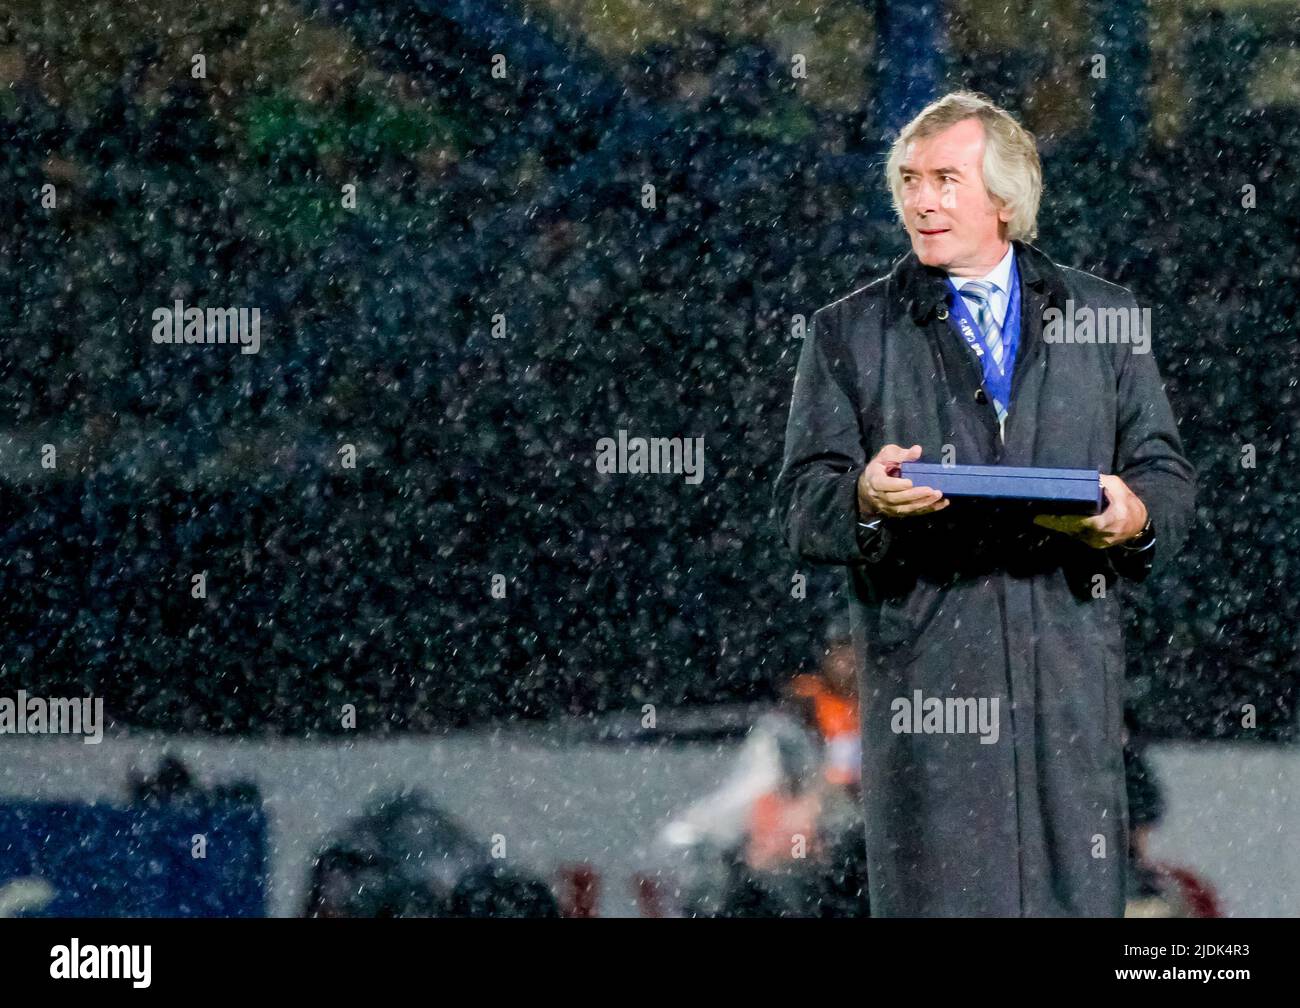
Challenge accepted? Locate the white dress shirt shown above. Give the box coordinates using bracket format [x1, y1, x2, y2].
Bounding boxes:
[947, 242, 1015, 328]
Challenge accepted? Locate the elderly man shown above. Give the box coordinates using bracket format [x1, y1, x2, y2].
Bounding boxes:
[773, 92, 1195, 917]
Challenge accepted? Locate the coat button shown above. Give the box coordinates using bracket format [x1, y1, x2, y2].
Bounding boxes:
[974, 388, 988, 405]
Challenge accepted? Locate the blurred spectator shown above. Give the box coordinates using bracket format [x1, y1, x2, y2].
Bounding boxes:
[447, 865, 560, 918]
[742, 732, 824, 873]
[790, 622, 861, 790]
[303, 790, 546, 918]
[654, 618, 869, 916]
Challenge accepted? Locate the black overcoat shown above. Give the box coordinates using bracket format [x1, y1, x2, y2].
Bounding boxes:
[773, 240, 1196, 916]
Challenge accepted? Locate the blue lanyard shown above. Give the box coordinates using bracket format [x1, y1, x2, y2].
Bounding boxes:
[945, 253, 1021, 413]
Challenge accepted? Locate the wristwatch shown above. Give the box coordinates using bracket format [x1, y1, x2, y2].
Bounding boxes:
[855, 514, 891, 563]
[1119, 514, 1156, 552]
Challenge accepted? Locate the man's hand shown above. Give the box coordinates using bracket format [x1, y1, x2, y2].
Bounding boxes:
[1032, 473, 1148, 548]
[857, 444, 949, 519]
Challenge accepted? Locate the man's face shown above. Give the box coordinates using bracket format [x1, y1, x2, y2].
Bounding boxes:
[898, 117, 1013, 276]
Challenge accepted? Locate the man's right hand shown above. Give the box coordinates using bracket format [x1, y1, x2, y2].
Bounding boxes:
[856, 444, 950, 518]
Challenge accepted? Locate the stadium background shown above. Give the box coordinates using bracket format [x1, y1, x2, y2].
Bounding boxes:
[0, 0, 1297, 916]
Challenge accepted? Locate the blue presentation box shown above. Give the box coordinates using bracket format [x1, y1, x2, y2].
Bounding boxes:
[899, 462, 1106, 515]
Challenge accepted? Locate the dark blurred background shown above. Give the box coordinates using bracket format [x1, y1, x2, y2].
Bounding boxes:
[0, 0, 1295, 741]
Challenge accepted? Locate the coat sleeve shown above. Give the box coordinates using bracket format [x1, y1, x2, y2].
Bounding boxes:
[1109, 300, 1197, 582]
[771, 301, 872, 565]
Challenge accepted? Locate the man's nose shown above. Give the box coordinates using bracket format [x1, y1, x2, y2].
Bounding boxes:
[907, 177, 942, 215]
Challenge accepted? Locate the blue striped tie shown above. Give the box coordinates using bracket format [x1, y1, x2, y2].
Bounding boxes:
[959, 280, 1008, 429]
[959, 281, 1004, 373]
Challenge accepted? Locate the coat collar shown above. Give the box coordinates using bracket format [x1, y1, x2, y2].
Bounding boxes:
[892, 239, 1068, 325]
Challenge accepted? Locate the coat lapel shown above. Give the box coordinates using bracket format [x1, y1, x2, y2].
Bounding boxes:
[893, 250, 988, 397]
[1008, 240, 1067, 407]
[1003, 242, 1070, 458]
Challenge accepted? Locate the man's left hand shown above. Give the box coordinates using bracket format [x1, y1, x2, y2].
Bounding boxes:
[1033, 474, 1148, 549]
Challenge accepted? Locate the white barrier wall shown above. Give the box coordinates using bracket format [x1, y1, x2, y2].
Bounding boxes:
[0, 728, 1294, 917]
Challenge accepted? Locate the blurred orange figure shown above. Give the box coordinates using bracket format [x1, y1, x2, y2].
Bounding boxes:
[790, 638, 860, 787]
[745, 786, 822, 871]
